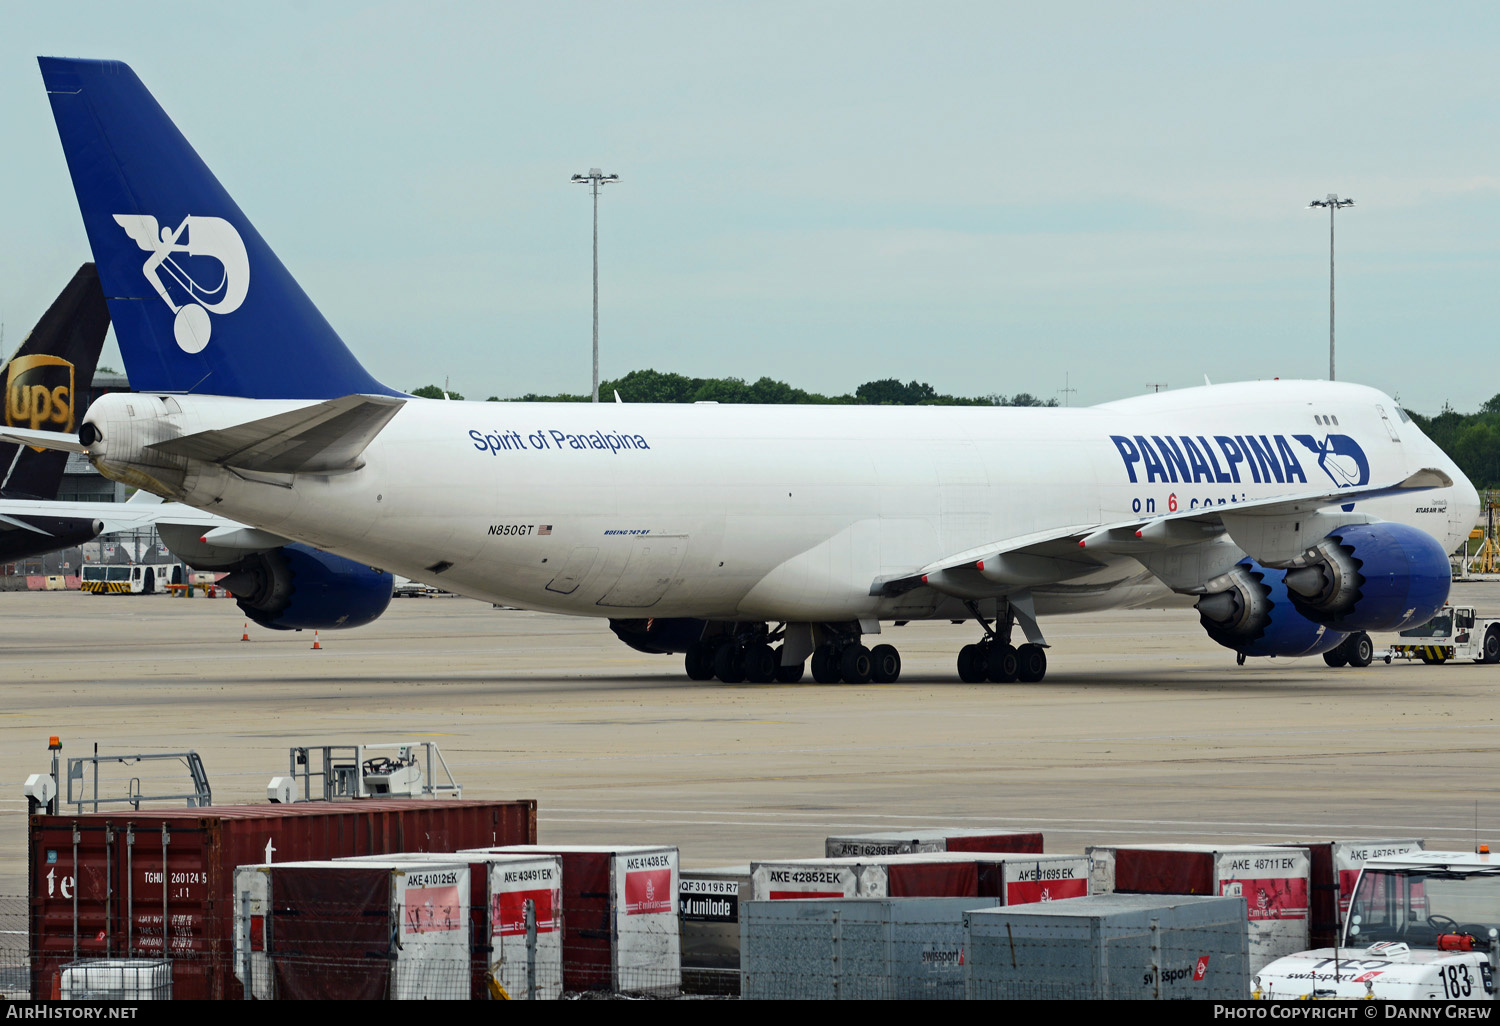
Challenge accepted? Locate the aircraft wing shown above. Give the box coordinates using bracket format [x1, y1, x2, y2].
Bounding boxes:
[875, 467, 1453, 598]
[0, 497, 235, 536]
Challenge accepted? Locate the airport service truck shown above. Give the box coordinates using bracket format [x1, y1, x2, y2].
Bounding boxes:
[1253, 851, 1500, 1000]
[1384, 604, 1500, 665]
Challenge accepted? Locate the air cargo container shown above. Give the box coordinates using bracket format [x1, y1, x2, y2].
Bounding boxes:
[29, 799, 537, 1000]
[964, 894, 1251, 1000]
[751, 852, 1088, 904]
[469, 844, 679, 995]
[741, 896, 1004, 1000]
[329, 850, 564, 1000]
[232, 860, 469, 1000]
[1087, 843, 1310, 971]
[679, 865, 750, 996]
[1270, 839, 1423, 946]
[824, 827, 1043, 858]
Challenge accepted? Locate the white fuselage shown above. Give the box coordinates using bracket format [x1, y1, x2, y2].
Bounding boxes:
[84, 379, 1478, 625]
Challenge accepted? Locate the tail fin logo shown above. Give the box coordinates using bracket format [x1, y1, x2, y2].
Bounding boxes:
[113, 214, 249, 354]
[5, 354, 75, 446]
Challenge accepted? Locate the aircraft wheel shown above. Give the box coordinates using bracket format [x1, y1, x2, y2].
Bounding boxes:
[810, 644, 841, 684]
[1346, 633, 1374, 668]
[1016, 643, 1047, 683]
[839, 644, 873, 684]
[742, 642, 778, 683]
[987, 643, 1019, 683]
[869, 644, 901, 683]
[714, 643, 746, 683]
[684, 641, 716, 681]
[774, 649, 806, 683]
[956, 644, 988, 683]
[1323, 647, 1348, 668]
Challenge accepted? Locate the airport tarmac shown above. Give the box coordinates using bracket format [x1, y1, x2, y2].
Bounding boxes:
[4, 582, 1500, 896]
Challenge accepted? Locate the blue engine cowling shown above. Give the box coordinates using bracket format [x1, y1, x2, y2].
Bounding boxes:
[1197, 560, 1349, 658]
[221, 543, 393, 630]
[1282, 523, 1451, 633]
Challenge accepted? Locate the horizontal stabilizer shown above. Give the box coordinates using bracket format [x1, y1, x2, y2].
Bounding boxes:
[148, 394, 405, 473]
[0, 428, 88, 454]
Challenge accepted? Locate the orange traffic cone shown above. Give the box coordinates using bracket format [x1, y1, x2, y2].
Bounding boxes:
[241, 623, 250, 642]
[311, 631, 322, 650]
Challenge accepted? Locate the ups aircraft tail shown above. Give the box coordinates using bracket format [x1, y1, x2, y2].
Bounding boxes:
[0, 263, 108, 500]
[39, 57, 396, 402]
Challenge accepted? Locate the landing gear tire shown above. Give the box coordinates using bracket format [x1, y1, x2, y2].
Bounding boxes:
[713, 643, 746, 683]
[742, 642, 778, 684]
[685, 641, 717, 681]
[811, 644, 841, 684]
[773, 646, 805, 682]
[869, 644, 901, 683]
[1346, 632, 1374, 668]
[957, 643, 988, 683]
[839, 644, 873, 684]
[986, 644, 1018, 683]
[1323, 647, 1348, 668]
[1015, 643, 1047, 683]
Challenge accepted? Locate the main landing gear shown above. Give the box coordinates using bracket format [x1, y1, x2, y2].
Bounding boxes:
[955, 601, 1048, 683]
[684, 624, 903, 684]
[1321, 632, 1374, 668]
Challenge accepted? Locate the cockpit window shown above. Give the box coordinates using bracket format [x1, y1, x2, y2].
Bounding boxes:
[1397, 408, 1412, 423]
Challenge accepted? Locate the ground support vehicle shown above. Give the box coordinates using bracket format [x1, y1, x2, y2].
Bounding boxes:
[1384, 605, 1500, 665]
[1253, 850, 1500, 1000]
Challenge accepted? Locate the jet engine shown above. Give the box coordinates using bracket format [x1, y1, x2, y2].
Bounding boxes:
[1196, 560, 1348, 658]
[221, 543, 393, 630]
[1281, 523, 1451, 633]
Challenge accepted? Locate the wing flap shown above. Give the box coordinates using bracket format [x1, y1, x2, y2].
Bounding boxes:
[874, 469, 1452, 598]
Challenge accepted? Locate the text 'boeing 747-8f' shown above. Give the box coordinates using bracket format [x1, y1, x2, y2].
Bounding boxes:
[6, 57, 1479, 684]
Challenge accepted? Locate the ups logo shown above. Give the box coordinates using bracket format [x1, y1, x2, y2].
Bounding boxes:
[6, 354, 75, 435]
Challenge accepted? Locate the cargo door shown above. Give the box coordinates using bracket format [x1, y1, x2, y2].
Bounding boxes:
[596, 535, 688, 609]
[545, 546, 597, 595]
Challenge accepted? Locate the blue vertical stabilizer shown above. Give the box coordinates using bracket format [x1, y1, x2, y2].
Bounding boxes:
[40, 57, 397, 400]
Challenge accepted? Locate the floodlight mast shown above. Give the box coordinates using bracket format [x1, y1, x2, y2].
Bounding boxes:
[1308, 194, 1355, 381]
[572, 169, 620, 403]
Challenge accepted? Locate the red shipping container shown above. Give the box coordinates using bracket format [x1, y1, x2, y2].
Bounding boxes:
[29, 799, 536, 1000]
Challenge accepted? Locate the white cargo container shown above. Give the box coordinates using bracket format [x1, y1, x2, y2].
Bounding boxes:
[232, 859, 470, 1000]
[471, 844, 680, 995]
[680, 865, 751, 996]
[336, 850, 565, 1000]
[1087, 843, 1310, 972]
[751, 852, 1089, 904]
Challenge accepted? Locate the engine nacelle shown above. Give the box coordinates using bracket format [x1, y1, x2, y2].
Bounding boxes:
[221, 543, 393, 631]
[609, 617, 708, 654]
[1282, 523, 1451, 633]
[1196, 560, 1348, 658]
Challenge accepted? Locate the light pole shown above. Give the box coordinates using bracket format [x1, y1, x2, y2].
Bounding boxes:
[1308, 194, 1354, 381]
[572, 168, 619, 403]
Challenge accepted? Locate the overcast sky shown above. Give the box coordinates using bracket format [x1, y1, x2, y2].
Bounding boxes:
[2, 2, 1497, 413]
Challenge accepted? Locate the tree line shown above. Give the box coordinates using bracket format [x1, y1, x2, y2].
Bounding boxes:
[413, 369, 1057, 408]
